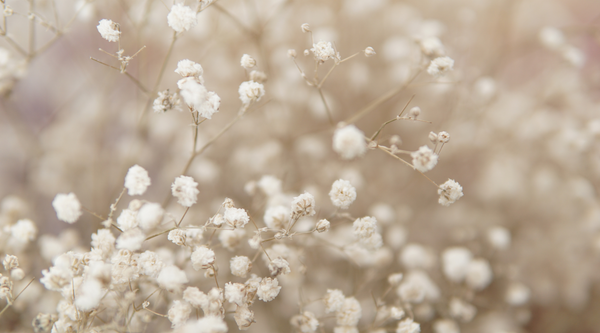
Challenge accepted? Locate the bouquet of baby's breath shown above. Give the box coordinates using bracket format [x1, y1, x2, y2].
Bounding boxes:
[0, 0, 599, 333]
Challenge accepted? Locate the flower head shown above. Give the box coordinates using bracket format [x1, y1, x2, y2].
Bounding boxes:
[167, 4, 197, 33]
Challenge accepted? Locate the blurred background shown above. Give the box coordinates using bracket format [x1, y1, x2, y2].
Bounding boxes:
[1, 0, 600, 332]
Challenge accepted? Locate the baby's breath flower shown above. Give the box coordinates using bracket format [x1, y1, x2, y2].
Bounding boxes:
[291, 311, 319, 333]
[353, 216, 377, 239]
[168, 300, 192, 328]
[97, 19, 120, 42]
[396, 318, 421, 333]
[157, 265, 188, 293]
[137, 203, 164, 231]
[32, 313, 57, 333]
[449, 297, 476, 323]
[74, 278, 104, 311]
[124, 165, 151, 196]
[324, 289, 345, 313]
[234, 305, 254, 330]
[171, 175, 199, 207]
[224, 282, 246, 306]
[291, 192, 316, 219]
[117, 209, 138, 231]
[333, 124, 367, 160]
[115, 228, 145, 251]
[465, 258, 493, 290]
[219, 229, 246, 251]
[316, 219, 330, 233]
[168, 229, 187, 246]
[301, 23, 311, 33]
[329, 179, 357, 209]
[249, 70, 267, 83]
[177, 78, 221, 119]
[138, 251, 164, 278]
[183, 287, 207, 308]
[11, 219, 37, 244]
[408, 106, 421, 119]
[268, 257, 291, 276]
[419, 37, 445, 57]
[238, 80, 265, 105]
[240, 54, 256, 69]
[257, 277, 281, 302]
[437, 131, 450, 143]
[427, 56, 454, 77]
[187, 316, 228, 333]
[230, 256, 252, 277]
[364, 46, 376, 57]
[411, 146, 438, 173]
[167, 4, 197, 33]
[311, 40, 336, 62]
[175, 59, 203, 78]
[442, 247, 472, 283]
[336, 297, 362, 327]
[438, 179, 463, 206]
[191, 246, 215, 270]
[264, 205, 289, 229]
[52, 193, 82, 224]
[224, 207, 249, 229]
[153, 90, 179, 113]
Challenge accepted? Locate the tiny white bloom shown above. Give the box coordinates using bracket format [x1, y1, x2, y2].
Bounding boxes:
[171, 176, 199, 207]
[427, 56, 454, 77]
[238, 80, 265, 105]
[124, 165, 151, 196]
[52, 193, 82, 224]
[333, 125, 367, 160]
[329, 179, 357, 209]
[97, 19, 120, 42]
[240, 54, 256, 69]
[411, 146, 438, 173]
[175, 59, 203, 78]
[438, 179, 463, 206]
[167, 4, 197, 33]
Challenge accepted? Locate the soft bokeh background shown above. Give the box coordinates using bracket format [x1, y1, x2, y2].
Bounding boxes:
[1, 0, 600, 332]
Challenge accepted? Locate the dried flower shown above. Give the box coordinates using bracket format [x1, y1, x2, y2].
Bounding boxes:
[238, 80, 265, 105]
[427, 56, 454, 77]
[333, 125, 367, 160]
[97, 19, 120, 42]
[171, 176, 199, 207]
[167, 4, 197, 33]
[175, 59, 203, 78]
[329, 179, 357, 209]
[52, 193, 82, 224]
[230, 256, 252, 277]
[124, 165, 151, 196]
[240, 54, 256, 69]
[411, 146, 438, 173]
[291, 192, 316, 219]
[438, 179, 463, 206]
[364, 47, 376, 57]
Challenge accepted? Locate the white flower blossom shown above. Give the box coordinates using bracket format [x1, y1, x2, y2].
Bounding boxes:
[333, 125, 367, 160]
[240, 54, 256, 69]
[238, 80, 265, 105]
[167, 4, 197, 33]
[224, 207, 249, 229]
[230, 256, 252, 277]
[311, 40, 336, 62]
[171, 175, 199, 207]
[52, 193, 82, 224]
[257, 277, 281, 302]
[97, 19, 120, 42]
[411, 146, 438, 173]
[124, 165, 151, 196]
[427, 56, 454, 77]
[168, 300, 192, 328]
[438, 179, 463, 206]
[329, 179, 357, 209]
[291, 192, 316, 219]
[175, 59, 203, 78]
[191, 246, 215, 270]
